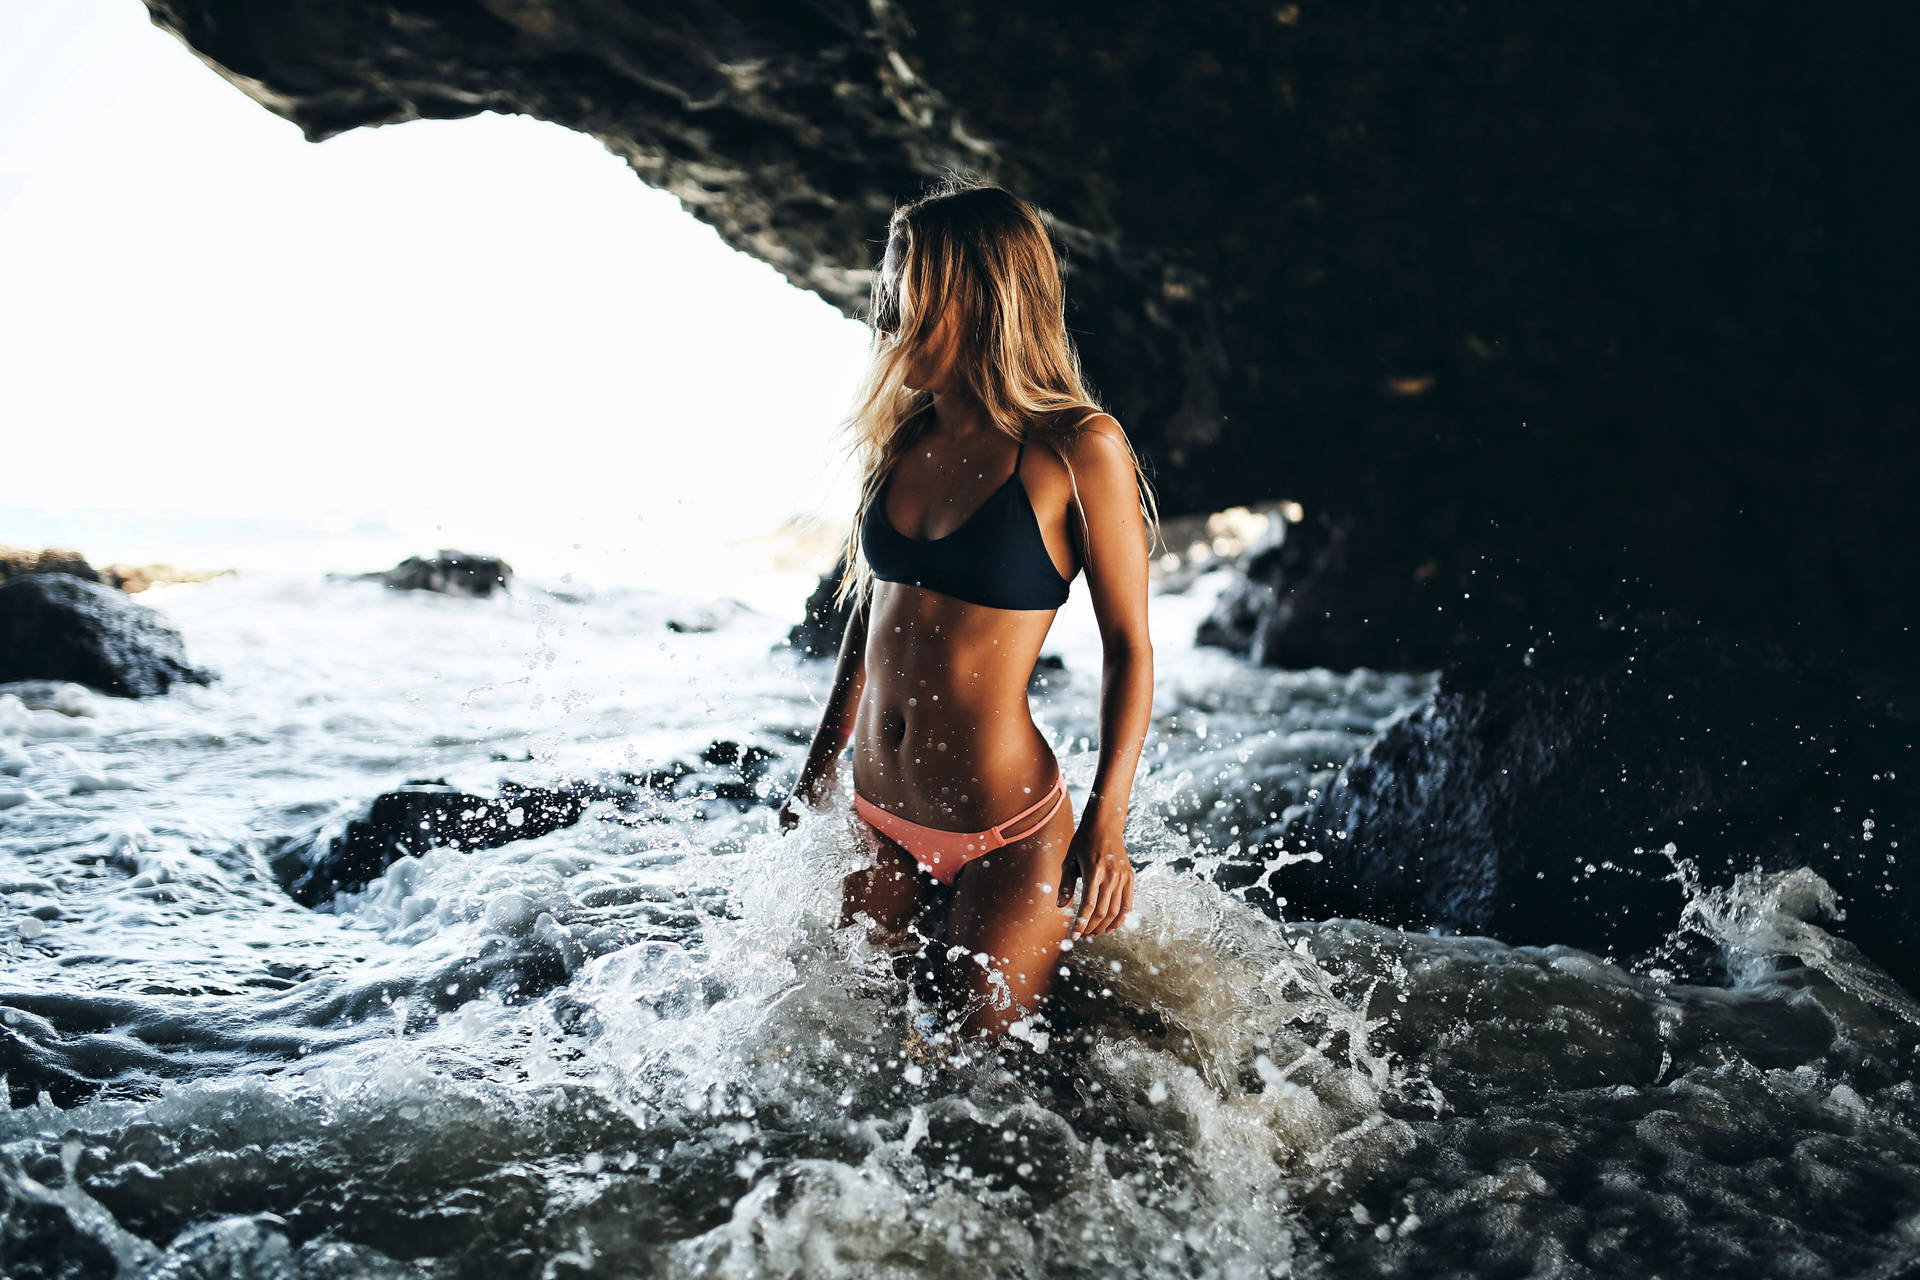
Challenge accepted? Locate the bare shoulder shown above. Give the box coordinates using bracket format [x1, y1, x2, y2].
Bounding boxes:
[1078, 409, 1125, 437]
[1059, 411, 1134, 481]
[1024, 408, 1132, 497]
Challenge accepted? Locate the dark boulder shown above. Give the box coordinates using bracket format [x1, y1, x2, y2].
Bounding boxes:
[1243, 623, 1919, 988]
[627, 737, 789, 809]
[277, 738, 793, 904]
[785, 557, 855, 659]
[282, 778, 592, 905]
[1195, 507, 1569, 672]
[332, 550, 513, 597]
[380, 549, 512, 597]
[0, 573, 215, 698]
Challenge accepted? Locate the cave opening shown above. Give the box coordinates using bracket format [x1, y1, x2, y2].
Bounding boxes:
[1, 1, 871, 611]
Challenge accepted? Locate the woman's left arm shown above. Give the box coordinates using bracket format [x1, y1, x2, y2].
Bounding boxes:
[1057, 414, 1155, 940]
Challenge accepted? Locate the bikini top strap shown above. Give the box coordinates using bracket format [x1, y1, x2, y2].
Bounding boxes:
[1015, 437, 1025, 469]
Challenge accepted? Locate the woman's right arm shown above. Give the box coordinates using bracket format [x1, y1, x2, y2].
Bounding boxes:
[779, 593, 869, 830]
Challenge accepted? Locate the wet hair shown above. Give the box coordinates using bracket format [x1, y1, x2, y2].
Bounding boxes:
[832, 172, 1164, 612]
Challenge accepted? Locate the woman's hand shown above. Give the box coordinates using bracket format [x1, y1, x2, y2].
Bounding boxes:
[1058, 815, 1134, 939]
[777, 772, 827, 834]
[777, 793, 805, 834]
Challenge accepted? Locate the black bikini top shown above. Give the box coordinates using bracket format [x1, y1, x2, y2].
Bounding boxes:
[861, 437, 1073, 611]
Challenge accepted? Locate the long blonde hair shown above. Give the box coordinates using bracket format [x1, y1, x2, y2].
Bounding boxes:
[832, 173, 1165, 612]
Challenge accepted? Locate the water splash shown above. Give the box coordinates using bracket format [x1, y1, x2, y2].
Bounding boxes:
[1666, 844, 1920, 1023]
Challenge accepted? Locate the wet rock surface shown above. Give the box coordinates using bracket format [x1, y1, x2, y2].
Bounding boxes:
[0, 573, 215, 698]
[281, 778, 594, 906]
[1195, 509, 1496, 672]
[1246, 624, 1920, 990]
[275, 738, 788, 905]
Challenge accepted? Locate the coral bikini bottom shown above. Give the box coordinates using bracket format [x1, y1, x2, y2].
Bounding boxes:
[853, 771, 1069, 886]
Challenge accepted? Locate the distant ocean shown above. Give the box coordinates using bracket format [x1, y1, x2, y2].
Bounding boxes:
[0, 501, 849, 619]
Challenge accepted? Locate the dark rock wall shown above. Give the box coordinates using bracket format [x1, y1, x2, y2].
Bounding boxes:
[1254, 625, 1918, 987]
[140, 0, 1915, 663]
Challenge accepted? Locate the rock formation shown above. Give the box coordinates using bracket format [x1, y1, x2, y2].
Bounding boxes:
[274, 739, 785, 904]
[282, 778, 592, 905]
[328, 550, 514, 597]
[1236, 624, 1919, 988]
[784, 556, 856, 659]
[139, 0, 1916, 667]
[1, 545, 233, 594]
[0, 573, 215, 697]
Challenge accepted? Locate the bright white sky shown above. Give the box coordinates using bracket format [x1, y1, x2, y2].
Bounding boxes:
[0, 2, 872, 600]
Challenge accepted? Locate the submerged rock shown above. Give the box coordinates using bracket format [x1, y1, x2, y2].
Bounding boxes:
[283, 779, 592, 905]
[279, 738, 791, 904]
[697, 739, 778, 800]
[1247, 625, 1919, 989]
[1029, 652, 1066, 694]
[0, 573, 215, 698]
[332, 550, 513, 598]
[665, 598, 752, 634]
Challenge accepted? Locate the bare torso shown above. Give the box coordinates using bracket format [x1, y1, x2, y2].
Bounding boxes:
[850, 430, 1080, 828]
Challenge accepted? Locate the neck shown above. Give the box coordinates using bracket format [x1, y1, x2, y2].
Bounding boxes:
[928, 386, 993, 441]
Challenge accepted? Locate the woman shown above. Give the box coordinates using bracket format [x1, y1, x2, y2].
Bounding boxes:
[778, 177, 1161, 1041]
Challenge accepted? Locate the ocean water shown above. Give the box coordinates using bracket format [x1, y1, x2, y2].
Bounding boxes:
[3, 567, 1918, 1279]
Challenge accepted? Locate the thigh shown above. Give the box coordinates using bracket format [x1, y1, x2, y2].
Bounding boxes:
[840, 825, 943, 945]
[942, 803, 1077, 1038]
